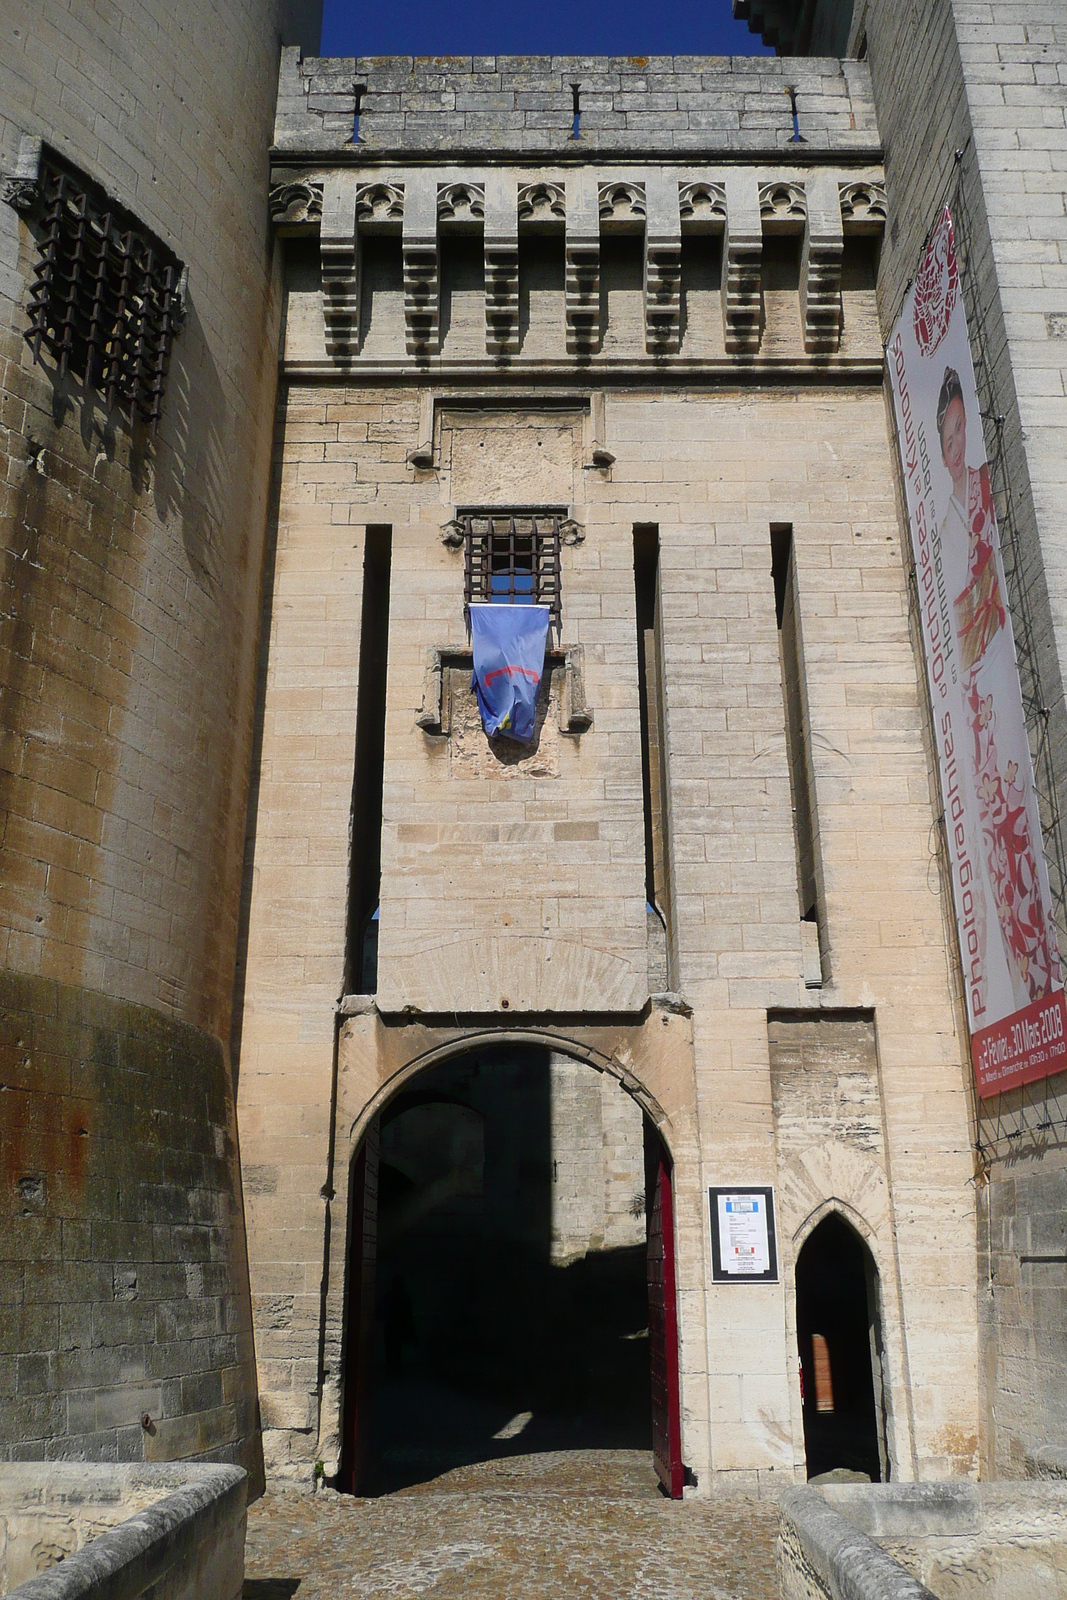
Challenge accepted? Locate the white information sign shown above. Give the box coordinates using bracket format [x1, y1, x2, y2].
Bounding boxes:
[709, 1187, 778, 1282]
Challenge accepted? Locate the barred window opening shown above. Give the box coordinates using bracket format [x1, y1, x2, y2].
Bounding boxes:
[24, 152, 185, 429]
[462, 511, 563, 636]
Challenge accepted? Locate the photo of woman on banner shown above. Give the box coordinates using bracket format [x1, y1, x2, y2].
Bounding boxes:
[889, 204, 1066, 1094]
[936, 367, 1061, 1009]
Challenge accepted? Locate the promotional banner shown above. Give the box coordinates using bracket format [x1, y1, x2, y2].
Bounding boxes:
[887, 207, 1066, 1096]
[469, 602, 549, 744]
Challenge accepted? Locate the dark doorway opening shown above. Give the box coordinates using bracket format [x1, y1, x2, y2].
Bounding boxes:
[795, 1213, 888, 1482]
[338, 1045, 683, 1497]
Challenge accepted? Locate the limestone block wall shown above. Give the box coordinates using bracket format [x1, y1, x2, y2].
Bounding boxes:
[865, 0, 1067, 722]
[0, 1460, 246, 1599]
[978, 1148, 1067, 1476]
[376, 416, 647, 1016]
[239, 377, 978, 1486]
[548, 1054, 645, 1266]
[0, 0, 319, 1473]
[742, 0, 1067, 1481]
[602, 387, 977, 1484]
[239, 54, 979, 1490]
[848, 0, 1067, 1480]
[274, 51, 879, 158]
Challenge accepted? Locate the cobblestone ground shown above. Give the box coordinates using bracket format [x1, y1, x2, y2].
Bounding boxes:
[243, 1451, 780, 1600]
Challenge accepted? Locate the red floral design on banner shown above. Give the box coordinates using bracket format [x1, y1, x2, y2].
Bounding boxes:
[957, 464, 1061, 1003]
[913, 207, 960, 357]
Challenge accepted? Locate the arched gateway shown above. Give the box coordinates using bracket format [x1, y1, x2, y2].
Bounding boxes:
[336, 1041, 683, 1497]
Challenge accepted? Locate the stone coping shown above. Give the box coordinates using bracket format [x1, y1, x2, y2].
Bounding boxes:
[779, 1479, 1067, 1600]
[779, 1486, 938, 1600]
[1026, 1443, 1067, 1480]
[274, 47, 881, 159]
[2, 1464, 245, 1600]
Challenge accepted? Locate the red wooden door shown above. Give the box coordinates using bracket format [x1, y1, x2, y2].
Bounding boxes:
[339, 1119, 379, 1494]
[647, 1140, 684, 1498]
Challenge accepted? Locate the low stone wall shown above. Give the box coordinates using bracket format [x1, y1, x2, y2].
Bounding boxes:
[778, 1480, 1067, 1599]
[0, 1464, 245, 1599]
[1026, 1443, 1067, 1482]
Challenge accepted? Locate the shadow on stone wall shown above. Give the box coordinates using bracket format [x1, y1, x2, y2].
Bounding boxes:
[0, 971, 263, 1492]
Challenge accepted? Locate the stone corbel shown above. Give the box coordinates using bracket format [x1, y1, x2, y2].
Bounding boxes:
[586, 392, 615, 468]
[403, 173, 440, 356]
[484, 173, 519, 357]
[801, 171, 844, 356]
[559, 645, 593, 735]
[320, 170, 360, 359]
[416, 648, 448, 734]
[439, 518, 465, 547]
[407, 392, 435, 467]
[559, 517, 584, 546]
[722, 172, 762, 356]
[566, 169, 601, 356]
[0, 134, 42, 213]
[644, 170, 682, 355]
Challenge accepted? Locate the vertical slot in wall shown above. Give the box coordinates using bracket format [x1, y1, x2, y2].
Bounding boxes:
[346, 526, 392, 994]
[634, 526, 675, 991]
[771, 524, 827, 987]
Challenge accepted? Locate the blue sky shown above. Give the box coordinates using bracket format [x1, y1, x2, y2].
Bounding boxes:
[319, 0, 773, 59]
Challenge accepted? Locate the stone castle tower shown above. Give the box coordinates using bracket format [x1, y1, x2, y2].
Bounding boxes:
[3, 0, 1067, 1500]
[1, 0, 322, 1477]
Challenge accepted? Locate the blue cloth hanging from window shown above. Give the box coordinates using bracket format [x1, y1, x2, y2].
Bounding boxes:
[469, 602, 550, 744]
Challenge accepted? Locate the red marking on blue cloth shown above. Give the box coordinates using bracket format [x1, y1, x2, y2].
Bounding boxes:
[484, 665, 541, 685]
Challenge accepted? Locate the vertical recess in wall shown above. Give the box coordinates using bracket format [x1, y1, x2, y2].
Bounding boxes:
[634, 526, 675, 991]
[339, 1116, 379, 1493]
[346, 527, 392, 993]
[771, 524, 827, 986]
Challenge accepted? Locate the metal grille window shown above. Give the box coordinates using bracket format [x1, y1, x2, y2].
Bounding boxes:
[24, 153, 185, 429]
[462, 512, 563, 635]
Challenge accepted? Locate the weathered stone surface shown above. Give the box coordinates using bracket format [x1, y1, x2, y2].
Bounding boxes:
[0, 975, 260, 1484]
[272, 50, 880, 158]
[243, 1455, 780, 1599]
[0, 0, 302, 1474]
[0, 1462, 245, 1600]
[781, 1480, 1067, 1600]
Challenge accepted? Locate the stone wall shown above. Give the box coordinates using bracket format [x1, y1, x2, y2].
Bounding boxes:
[978, 1148, 1067, 1476]
[274, 51, 879, 158]
[743, 0, 1067, 1484]
[853, 0, 1067, 1480]
[0, 1461, 245, 1598]
[0, 974, 258, 1476]
[238, 51, 979, 1490]
[781, 1479, 1067, 1600]
[239, 378, 978, 1485]
[0, 0, 318, 1472]
[548, 1055, 645, 1266]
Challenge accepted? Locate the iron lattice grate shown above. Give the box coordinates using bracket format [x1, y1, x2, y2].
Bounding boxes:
[462, 513, 563, 636]
[24, 154, 185, 429]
